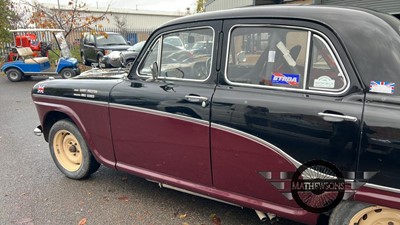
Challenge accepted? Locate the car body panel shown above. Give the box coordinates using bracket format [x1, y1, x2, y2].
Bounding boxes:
[32, 5, 400, 224]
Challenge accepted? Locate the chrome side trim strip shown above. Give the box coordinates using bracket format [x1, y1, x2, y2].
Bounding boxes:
[32, 94, 108, 106]
[364, 183, 400, 194]
[211, 122, 301, 168]
[109, 103, 209, 127]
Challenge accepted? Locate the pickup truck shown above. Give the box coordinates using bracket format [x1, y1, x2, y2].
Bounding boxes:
[32, 5, 400, 224]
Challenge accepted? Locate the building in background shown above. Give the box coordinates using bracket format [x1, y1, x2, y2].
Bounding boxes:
[205, 0, 400, 18]
[46, 4, 184, 45]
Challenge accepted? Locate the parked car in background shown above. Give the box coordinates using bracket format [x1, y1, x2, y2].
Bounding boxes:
[119, 41, 146, 68]
[163, 36, 184, 49]
[32, 5, 400, 225]
[80, 32, 130, 67]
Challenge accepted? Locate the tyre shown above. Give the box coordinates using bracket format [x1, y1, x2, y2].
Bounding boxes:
[49, 119, 100, 179]
[81, 53, 90, 66]
[60, 68, 76, 79]
[329, 201, 400, 225]
[6, 68, 23, 82]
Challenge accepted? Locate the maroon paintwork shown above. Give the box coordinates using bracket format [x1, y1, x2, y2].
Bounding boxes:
[32, 5, 400, 224]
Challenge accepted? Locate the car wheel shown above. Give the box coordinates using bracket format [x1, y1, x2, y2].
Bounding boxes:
[329, 201, 400, 225]
[81, 53, 90, 66]
[6, 68, 23, 82]
[49, 119, 100, 179]
[60, 68, 76, 79]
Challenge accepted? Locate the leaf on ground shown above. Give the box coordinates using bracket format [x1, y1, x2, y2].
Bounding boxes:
[179, 213, 187, 219]
[118, 196, 129, 201]
[78, 217, 87, 225]
[210, 213, 221, 225]
[182, 222, 189, 225]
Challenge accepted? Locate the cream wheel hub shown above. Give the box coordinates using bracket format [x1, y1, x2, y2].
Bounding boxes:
[53, 130, 83, 172]
[349, 206, 400, 225]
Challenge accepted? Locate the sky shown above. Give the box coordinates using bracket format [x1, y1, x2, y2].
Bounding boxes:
[35, 0, 197, 13]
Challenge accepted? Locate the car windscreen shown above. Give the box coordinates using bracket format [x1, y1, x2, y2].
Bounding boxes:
[128, 41, 146, 51]
[96, 34, 127, 46]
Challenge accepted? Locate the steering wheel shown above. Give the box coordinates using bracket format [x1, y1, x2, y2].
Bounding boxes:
[192, 61, 207, 79]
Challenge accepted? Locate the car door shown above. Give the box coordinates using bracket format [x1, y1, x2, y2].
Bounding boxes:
[210, 20, 365, 207]
[83, 34, 96, 63]
[109, 22, 221, 186]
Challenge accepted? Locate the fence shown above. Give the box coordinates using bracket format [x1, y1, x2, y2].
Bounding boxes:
[0, 27, 154, 59]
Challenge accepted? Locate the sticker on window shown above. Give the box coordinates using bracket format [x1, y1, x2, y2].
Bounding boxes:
[313, 76, 335, 89]
[268, 51, 276, 63]
[369, 81, 395, 94]
[272, 73, 300, 87]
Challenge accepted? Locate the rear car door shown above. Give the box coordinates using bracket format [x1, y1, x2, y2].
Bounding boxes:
[211, 20, 365, 207]
[109, 22, 221, 186]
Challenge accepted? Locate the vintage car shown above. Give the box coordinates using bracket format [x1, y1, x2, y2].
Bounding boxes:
[32, 5, 400, 225]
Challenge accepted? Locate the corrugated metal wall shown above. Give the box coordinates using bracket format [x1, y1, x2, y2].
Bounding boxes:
[205, 0, 253, 11]
[321, 0, 400, 14]
[71, 9, 183, 30]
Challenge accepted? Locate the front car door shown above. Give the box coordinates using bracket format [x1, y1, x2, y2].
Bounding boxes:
[84, 33, 96, 63]
[109, 21, 221, 186]
[211, 19, 365, 212]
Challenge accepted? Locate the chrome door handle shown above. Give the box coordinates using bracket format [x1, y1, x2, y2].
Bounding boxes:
[317, 112, 358, 122]
[184, 95, 208, 103]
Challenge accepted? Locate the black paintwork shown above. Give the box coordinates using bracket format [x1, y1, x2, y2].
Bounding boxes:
[33, 6, 400, 194]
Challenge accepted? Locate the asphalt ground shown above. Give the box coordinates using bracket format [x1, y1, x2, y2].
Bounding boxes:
[0, 74, 304, 225]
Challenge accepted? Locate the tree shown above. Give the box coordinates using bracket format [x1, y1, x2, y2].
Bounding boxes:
[27, 0, 110, 38]
[196, 0, 206, 13]
[114, 15, 128, 37]
[0, 0, 17, 43]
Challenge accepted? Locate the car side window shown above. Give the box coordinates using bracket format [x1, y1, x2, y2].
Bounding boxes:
[138, 27, 214, 81]
[307, 35, 346, 91]
[227, 27, 307, 88]
[226, 26, 348, 93]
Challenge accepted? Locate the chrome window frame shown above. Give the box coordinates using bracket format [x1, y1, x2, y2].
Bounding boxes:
[307, 35, 348, 92]
[224, 24, 350, 95]
[137, 26, 215, 83]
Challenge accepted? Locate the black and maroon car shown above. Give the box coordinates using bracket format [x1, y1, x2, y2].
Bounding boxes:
[32, 5, 400, 224]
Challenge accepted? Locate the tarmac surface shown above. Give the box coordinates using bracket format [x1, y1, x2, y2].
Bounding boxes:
[0, 74, 303, 225]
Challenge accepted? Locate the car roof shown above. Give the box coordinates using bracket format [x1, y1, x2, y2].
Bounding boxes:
[163, 5, 394, 29]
